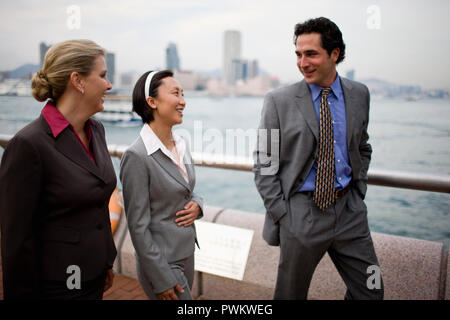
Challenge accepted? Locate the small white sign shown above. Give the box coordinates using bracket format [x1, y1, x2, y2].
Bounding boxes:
[194, 221, 254, 281]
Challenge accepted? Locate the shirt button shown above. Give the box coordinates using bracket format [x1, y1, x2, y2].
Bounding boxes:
[337, 159, 341, 163]
[339, 177, 342, 181]
[334, 140, 336, 144]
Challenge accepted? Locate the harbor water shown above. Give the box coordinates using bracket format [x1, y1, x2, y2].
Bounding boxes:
[0, 95, 449, 246]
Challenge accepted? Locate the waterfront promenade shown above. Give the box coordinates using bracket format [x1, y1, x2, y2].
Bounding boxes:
[0, 138, 449, 300]
[0, 206, 449, 300]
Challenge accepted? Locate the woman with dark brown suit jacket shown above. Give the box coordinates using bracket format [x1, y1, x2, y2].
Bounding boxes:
[0, 40, 117, 299]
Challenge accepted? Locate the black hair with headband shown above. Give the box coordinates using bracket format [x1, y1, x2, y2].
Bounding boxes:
[132, 69, 174, 123]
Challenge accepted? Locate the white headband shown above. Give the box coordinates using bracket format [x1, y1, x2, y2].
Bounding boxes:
[144, 70, 159, 100]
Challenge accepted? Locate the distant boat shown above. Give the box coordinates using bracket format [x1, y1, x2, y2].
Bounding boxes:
[405, 95, 419, 101]
[94, 104, 141, 126]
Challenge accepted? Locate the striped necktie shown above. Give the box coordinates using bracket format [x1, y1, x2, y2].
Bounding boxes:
[313, 87, 336, 211]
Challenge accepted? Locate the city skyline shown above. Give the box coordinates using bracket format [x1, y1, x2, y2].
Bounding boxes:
[1, 1, 450, 89]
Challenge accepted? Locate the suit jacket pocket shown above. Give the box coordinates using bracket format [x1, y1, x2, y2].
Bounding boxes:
[154, 221, 196, 263]
[41, 226, 81, 281]
[42, 226, 81, 244]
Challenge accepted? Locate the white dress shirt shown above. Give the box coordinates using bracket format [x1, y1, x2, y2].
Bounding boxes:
[140, 123, 189, 183]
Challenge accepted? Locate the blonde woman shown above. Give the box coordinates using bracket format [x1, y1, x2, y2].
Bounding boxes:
[0, 40, 117, 299]
[120, 70, 203, 300]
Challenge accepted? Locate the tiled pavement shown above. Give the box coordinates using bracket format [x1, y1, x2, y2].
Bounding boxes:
[0, 268, 148, 300]
[1, 269, 199, 300]
[102, 273, 149, 300]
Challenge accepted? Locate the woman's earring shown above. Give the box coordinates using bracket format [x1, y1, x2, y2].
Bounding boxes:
[81, 89, 84, 95]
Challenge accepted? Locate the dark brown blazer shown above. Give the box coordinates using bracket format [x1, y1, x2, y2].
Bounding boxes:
[0, 114, 117, 299]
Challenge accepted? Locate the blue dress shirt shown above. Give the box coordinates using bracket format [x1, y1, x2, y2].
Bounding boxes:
[298, 75, 352, 192]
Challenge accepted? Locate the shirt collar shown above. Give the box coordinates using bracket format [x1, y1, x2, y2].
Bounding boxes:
[41, 101, 93, 140]
[307, 73, 343, 101]
[140, 123, 186, 160]
[41, 101, 70, 138]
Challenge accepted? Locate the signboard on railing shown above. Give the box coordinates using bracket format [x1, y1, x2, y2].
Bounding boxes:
[194, 221, 254, 281]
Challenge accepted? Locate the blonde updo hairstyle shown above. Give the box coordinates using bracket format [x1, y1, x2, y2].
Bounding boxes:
[31, 39, 106, 102]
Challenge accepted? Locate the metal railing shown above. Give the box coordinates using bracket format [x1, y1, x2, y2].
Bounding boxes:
[1, 133, 450, 194]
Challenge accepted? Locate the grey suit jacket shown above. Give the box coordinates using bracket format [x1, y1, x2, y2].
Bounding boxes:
[119, 135, 203, 294]
[254, 77, 372, 246]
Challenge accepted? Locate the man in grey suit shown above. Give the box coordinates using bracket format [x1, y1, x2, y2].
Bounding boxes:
[254, 17, 383, 300]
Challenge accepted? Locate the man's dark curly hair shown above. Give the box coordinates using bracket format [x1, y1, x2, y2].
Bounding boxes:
[294, 17, 346, 64]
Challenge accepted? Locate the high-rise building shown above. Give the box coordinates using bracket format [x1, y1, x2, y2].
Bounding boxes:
[39, 42, 51, 68]
[106, 52, 115, 85]
[230, 58, 259, 83]
[223, 30, 241, 85]
[166, 42, 180, 71]
[231, 59, 245, 82]
[247, 59, 259, 78]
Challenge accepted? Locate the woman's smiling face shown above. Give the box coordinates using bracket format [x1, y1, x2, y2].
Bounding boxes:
[150, 77, 185, 126]
[82, 55, 112, 114]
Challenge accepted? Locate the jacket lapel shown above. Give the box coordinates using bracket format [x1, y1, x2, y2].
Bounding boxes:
[152, 150, 191, 191]
[184, 153, 195, 190]
[90, 121, 107, 180]
[340, 78, 357, 148]
[49, 119, 106, 182]
[295, 80, 319, 141]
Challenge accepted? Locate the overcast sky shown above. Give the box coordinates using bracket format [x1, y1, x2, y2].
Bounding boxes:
[1, 0, 449, 89]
